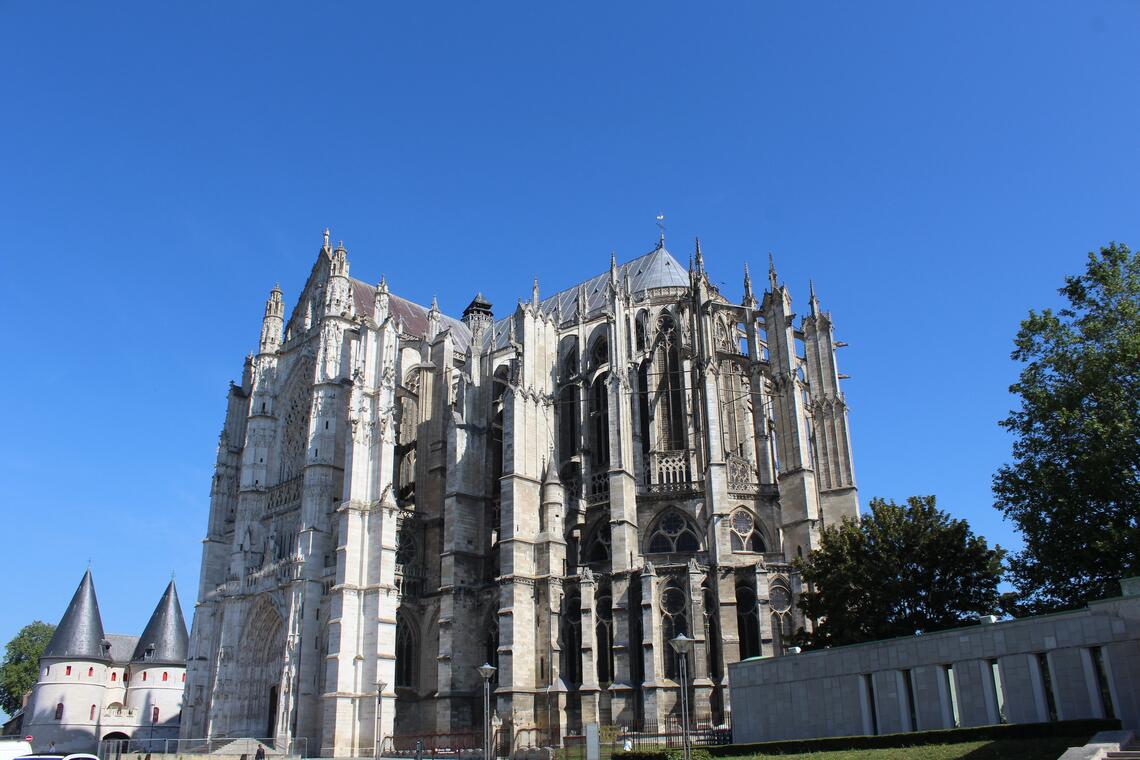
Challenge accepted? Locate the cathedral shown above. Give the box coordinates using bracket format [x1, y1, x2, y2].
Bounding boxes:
[182, 230, 859, 756]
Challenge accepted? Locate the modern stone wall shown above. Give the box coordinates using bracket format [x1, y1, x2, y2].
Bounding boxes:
[729, 591, 1140, 743]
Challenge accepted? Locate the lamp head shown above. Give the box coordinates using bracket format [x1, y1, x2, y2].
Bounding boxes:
[669, 633, 695, 654]
[477, 663, 497, 680]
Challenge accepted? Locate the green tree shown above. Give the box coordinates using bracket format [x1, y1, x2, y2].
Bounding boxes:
[794, 496, 1004, 649]
[0, 621, 55, 716]
[994, 243, 1140, 613]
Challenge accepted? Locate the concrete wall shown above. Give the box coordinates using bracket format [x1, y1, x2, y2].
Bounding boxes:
[729, 592, 1140, 743]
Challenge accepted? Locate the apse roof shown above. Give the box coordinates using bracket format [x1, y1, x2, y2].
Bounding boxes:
[485, 243, 689, 350]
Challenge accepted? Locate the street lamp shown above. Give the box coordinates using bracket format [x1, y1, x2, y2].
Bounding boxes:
[477, 664, 497, 760]
[669, 634, 695, 760]
[375, 679, 388, 760]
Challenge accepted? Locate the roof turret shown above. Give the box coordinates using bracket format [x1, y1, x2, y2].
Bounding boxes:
[130, 581, 188, 665]
[42, 570, 109, 662]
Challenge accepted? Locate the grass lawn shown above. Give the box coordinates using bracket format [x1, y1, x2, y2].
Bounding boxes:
[735, 735, 1083, 759]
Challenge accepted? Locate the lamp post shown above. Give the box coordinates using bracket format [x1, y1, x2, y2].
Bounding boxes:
[477, 663, 497, 760]
[375, 678, 388, 760]
[669, 634, 695, 760]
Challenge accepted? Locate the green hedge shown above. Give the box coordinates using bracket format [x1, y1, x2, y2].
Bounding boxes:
[614, 719, 1120, 760]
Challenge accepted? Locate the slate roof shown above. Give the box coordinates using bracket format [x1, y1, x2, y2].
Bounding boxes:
[42, 569, 109, 662]
[130, 581, 189, 665]
[105, 634, 140, 665]
[350, 280, 473, 353]
[486, 244, 689, 350]
[347, 243, 688, 356]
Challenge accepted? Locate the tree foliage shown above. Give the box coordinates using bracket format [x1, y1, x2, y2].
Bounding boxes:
[994, 243, 1140, 613]
[794, 496, 1004, 649]
[0, 621, 55, 716]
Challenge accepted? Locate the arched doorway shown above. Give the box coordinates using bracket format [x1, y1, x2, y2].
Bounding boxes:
[235, 599, 286, 738]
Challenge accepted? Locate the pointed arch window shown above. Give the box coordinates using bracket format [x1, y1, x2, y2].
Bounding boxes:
[736, 580, 761, 660]
[590, 335, 609, 370]
[661, 579, 689, 679]
[729, 509, 766, 553]
[89, 704, 96, 721]
[395, 619, 416, 688]
[484, 614, 500, 684]
[55, 703, 63, 720]
[635, 312, 649, 353]
[562, 345, 579, 378]
[654, 315, 686, 450]
[589, 373, 610, 466]
[561, 593, 582, 685]
[595, 586, 614, 685]
[88, 667, 94, 677]
[152, 706, 160, 724]
[111, 671, 117, 682]
[558, 383, 579, 460]
[646, 510, 700, 554]
[584, 521, 611, 565]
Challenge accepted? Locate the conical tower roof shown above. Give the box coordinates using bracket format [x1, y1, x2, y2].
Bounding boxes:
[130, 581, 188, 665]
[42, 569, 109, 661]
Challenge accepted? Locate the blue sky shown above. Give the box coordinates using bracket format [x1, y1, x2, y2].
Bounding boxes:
[1, 1, 1138, 675]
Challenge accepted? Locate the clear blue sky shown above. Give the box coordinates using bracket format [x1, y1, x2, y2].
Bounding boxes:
[1, 1, 1138, 675]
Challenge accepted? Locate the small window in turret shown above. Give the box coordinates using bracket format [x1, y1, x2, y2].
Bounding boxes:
[65, 666, 72, 676]
[163, 671, 169, 681]
[88, 667, 94, 677]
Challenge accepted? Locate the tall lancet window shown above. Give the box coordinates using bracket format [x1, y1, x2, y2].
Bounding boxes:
[595, 584, 614, 685]
[718, 361, 752, 458]
[558, 384, 579, 461]
[395, 619, 416, 688]
[655, 315, 686, 450]
[561, 592, 582, 684]
[589, 373, 610, 466]
[661, 579, 689, 679]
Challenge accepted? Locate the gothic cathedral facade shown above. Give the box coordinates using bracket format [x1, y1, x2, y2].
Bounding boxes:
[182, 231, 858, 755]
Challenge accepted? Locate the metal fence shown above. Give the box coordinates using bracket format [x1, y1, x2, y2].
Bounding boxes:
[381, 719, 730, 760]
[98, 737, 307, 760]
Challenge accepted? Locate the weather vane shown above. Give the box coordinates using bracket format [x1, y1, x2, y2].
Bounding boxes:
[656, 212, 665, 243]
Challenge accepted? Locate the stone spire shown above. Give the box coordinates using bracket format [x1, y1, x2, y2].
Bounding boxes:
[743, 263, 757, 309]
[131, 580, 189, 665]
[427, 295, 441, 339]
[532, 277, 540, 308]
[609, 251, 619, 287]
[809, 278, 820, 317]
[694, 237, 704, 274]
[322, 227, 331, 252]
[42, 569, 109, 661]
[260, 283, 284, 353]
[768, 252, 778, 290]
[374, 276, 390, 323]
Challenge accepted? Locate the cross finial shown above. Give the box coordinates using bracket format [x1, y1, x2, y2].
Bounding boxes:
[656, 213, 665, 246]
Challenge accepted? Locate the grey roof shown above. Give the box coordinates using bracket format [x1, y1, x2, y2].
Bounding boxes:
[105, 634, 140, 665]
[486, 244, 690, 351]
[130, 581, 188, 665]
[42, 569, 109, 662]
[350, 280, 472, 353]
